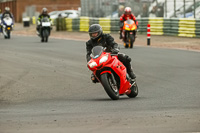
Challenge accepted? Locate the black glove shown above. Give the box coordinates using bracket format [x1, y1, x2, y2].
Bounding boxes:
[91, 73, 98, 83]
[111, 48, 120, 54]
[119, 21, 124, 28]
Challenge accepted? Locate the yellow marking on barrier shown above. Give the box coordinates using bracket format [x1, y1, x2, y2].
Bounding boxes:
[32, 16, 36, 25]
[102, 26, 111, 31]
[148, 18, 164, 35]
[66, 24, 72, 31]
[151, 32, 164, 35]
[178, 18, 196, 37]
[65, 18, 72, 24]
[102, 30, 111, 33]
[80, 17, 89, 32]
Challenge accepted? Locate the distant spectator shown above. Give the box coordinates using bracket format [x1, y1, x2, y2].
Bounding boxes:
[149, 6, 157, 17]
[58, 13, 62, 18]
[89, 6, 95, 17]
[156, 5, 164, 17]
[141, 3, 148, 17]
[118, 5, 125, 17]
[95, 8, 105, 17]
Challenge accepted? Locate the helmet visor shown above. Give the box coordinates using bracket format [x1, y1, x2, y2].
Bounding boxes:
[125, 11, 131, 15]
[89, 30, 101, 40]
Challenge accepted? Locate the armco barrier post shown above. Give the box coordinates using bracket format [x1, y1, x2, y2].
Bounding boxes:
[147, 24, 151, 45]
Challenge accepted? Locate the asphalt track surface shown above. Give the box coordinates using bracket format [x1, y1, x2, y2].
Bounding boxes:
[0, 35, 200, 133]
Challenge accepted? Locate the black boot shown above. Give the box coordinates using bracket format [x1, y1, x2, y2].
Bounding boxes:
[128, 70, 136, 80]
[91, 73, 99, 83]
[127, 65, 136, 80]
[119, 30, 122, 39]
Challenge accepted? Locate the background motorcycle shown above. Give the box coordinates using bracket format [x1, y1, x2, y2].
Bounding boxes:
[2, 17, 14, 39]
[87, 46, 138, 100]
[38, 17, 51, 42]
[122, 19, 137, 48]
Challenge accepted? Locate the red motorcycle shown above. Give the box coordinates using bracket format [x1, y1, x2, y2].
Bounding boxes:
[87, 46, 138, 100]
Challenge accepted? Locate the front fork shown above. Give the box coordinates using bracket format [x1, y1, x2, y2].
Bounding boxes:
[110, 73, 117, 86]
[100, 71, 117, 86]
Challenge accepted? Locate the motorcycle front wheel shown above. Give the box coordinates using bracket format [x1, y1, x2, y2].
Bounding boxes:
[101, 73, 119, 100]
[129, 34, 135, 48]
[42, 29, 49, 42]
[7, 30, 10, 39]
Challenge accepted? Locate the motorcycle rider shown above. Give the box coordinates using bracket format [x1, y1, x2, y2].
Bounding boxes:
[119, 7, 138, 39]
[1, 7, 13, 20]
[0, 7, 14, 32]
[36, 7, 51, 35]
[86, 24, 136, 83]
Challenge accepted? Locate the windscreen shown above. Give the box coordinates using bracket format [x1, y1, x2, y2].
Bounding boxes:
[41, 17, 50, 22]
[91, 46, 104, 59]
[126, 19, 134, 24]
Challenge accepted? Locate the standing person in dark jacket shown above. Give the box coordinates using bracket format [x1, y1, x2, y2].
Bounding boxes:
[86, 24, 136, 83]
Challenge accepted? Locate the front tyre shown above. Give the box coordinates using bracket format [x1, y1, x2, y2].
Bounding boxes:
[127, 82, 138, 98]
[43, 29, 49, 43]
[7, 30, 10, 39]
[101, 73, 119, 100]
[129, 34, 135, 48]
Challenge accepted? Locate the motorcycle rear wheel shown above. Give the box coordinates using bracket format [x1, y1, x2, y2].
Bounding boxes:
[101, 73, 119, 100]
[45, 36, 48, 42]
[124, 43, 129, 48]
[127, 81, 138, 98]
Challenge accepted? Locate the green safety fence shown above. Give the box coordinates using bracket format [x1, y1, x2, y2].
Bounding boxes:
[54, 17, 200, 38]
[56, 18, 66, 31]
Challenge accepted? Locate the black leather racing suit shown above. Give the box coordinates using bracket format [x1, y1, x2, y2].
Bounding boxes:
[86, 33, 136, 82]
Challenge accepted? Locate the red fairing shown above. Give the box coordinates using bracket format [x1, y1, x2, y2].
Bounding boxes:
[120, 14, 138, 30]
[87, 51, 132, 95]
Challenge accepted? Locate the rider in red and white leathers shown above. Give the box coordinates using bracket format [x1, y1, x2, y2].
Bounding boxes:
[119, 7, 138, 39]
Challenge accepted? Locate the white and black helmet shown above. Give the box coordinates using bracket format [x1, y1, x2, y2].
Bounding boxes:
[42, 7, 48, 13]
[88, 24, 103, 40]
[5, 7, 10, 12]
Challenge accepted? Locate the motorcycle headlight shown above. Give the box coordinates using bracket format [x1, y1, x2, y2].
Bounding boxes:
[88, 62, 97, 68]
[99, 54, 109, 64]
[126, 25, 129, 28]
